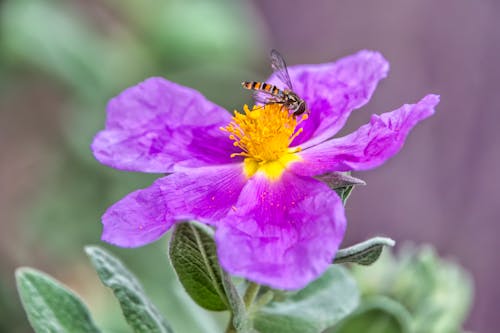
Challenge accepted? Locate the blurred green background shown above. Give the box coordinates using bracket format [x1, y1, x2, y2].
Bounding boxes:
[0, 1, 263, 331]
[1, 0, 497, 332]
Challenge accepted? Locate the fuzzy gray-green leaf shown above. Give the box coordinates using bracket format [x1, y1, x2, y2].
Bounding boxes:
[253, 266, 359, 333]
[85, 246, 173, 333]
[329, 296, 411, 333]
[169, 222, 228, 311]
[15, 267, 101, 333]
[334, 237, 395, 266]
[316, 172, 365, 205]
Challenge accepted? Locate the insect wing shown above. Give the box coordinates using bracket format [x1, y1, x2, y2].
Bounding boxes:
[270, 49, 294, 90]
[252, 90, 279, 105]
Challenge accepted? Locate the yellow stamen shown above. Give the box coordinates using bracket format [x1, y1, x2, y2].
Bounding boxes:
[221, 104, 308, 180]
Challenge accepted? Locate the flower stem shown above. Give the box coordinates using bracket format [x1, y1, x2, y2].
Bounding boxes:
[243, 282, 261, 309]
[225, 315, 237, 333]
[253, 290, 274, 309]
[220, 269, 250, 332]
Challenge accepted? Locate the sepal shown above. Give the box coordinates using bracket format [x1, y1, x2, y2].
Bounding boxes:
[315, 172, 365, 205]
[334, 237, 396, 266]
[316, 172, 366, 189]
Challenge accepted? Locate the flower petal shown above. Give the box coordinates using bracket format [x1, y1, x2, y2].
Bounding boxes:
[215, 172, 346, 290]
[102, 164, 246, 247]
[92, 77, 239, 173]
[291, 95, 440, 177]
[268, 50, 389, 148]
[101, 178, 173, 247]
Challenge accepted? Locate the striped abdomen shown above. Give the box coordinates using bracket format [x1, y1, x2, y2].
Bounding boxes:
[242, 81, 283, 97]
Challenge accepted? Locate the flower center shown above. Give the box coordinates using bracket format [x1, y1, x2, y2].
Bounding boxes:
[222, 104, 307, 180]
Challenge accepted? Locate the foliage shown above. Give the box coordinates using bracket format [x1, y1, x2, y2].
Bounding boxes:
[16, 236, 472, 333]
[329, 245, 473, 333]
[253, 266, 359, 333]
[169, 223, 229, 311]
[15, 230, 400, 333]
[16, 268, 101, 333]
[86, 246, 174, 333]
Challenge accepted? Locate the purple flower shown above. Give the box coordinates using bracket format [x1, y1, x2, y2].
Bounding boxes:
[92, 50, 439, 290]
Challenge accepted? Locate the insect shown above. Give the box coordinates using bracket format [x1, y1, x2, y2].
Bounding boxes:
[242, 49, 307, 117]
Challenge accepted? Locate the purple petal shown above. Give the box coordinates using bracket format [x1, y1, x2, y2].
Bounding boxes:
[215, 172, 346, 290]
[101, 178, 173, 247]
[92, 77, 239, 173]
[268, 51, 389, 148]
[102, 164, 246, 247]
[291, 95, 440, 176]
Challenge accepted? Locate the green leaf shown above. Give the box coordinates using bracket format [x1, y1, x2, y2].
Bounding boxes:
[253, 266, 359, 333]
[15, 267, 101, 333]
[169, 222, 229, 311]
[334, 237, 396, 266]
[85, 246, 173, 333]
[331, 296, 411, 333]
[335, 185, 355, 205]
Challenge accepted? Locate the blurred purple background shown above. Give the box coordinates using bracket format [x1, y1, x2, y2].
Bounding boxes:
[1, 0, 499, 331]
[252, 0, 500, 330]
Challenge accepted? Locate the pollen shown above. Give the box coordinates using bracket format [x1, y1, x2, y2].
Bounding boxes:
[221, 104, 307, 179]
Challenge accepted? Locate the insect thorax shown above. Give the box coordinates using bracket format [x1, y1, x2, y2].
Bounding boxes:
[284, 92, 302, 107]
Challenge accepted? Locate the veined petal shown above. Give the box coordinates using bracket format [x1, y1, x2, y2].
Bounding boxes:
[268, 50, 389, 148]
[215, 172, 346, 290]
[102, 164, 246, 247]
[101, 178, 173, 247]
[92, 77, 239, 173]
[291, 95, 440, 176]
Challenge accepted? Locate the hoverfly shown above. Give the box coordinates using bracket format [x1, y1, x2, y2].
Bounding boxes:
[242, 49, 307, 117]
